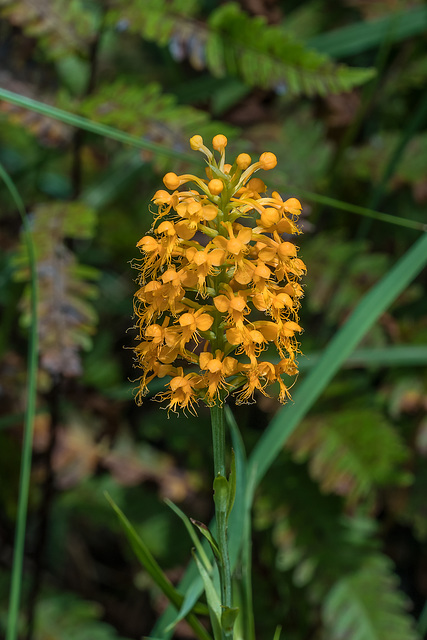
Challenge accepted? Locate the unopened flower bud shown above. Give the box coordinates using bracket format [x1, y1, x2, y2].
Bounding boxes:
[212, 134, 228, 151]
[259, 152, 277, 170]
[247, 178, 266, 193]
[208, 179, 224, 195]
[163, 172, 181, 190]
[236, 153, 252, 170]
[190, 135, 204, 150]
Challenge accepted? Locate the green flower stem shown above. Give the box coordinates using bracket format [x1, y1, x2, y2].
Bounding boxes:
[211, 402, 226, 478]
[210, 401, 233, 636]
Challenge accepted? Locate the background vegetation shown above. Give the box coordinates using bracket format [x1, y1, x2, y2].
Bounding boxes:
[0, 0, 427, 638]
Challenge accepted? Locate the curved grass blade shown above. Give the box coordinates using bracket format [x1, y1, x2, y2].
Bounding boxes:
[164, 498, 213, 572]
[0, 88, 195, 163]
[291, 187, 426, 232]
[291, 345, 427, 371]
[151, 558, 204, 637]
[165, 577, 211, 634]
[105, 493, 211, 640]
[2, 86, 423, 235]
[273, 626, 282, 640]
[247, 231, 427, 494]
[192, 551, 222, 640]
[0, 163, 39, 640]
[308, 6, 427, 57]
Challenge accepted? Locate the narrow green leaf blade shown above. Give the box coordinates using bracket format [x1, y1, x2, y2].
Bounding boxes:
[248, 231, 427, 493]
[105, 493, 182, 608]
[308, 6, 427, 57]
[164, 498, 213, 572]
[273, 626, 282, 640]
[191, 519, 221, 562]
[0, 88, 195, 163]
[164, 579, 210, 634]
[1, 163, 39, 640]
[192, 552, 222, 640]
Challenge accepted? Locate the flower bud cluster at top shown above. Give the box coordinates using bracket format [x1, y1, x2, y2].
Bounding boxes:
[133, 134, 306, 414]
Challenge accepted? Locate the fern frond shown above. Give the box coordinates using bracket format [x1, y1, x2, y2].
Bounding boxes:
[286, 409, 410, 504]
[107, 1, 375, 96]
[0, 0, 96, 58]
[206, 4, 375, 95]
[323, 553, 419, 640]
[33, 591, 128, 639]
[349, 132, 427, 190]
[263, 461, 378, 588]
[77, 80, 237, 169]
[13, 202, 99, 377]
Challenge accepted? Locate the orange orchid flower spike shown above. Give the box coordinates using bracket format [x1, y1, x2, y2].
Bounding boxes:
[132, 134, 306, 413]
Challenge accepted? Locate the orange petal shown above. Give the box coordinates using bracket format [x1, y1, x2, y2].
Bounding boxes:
[278, 242, 297, 258]
[199, 351, 213, 369]
[226, 327, 243, 345]
[213, 295, 229, 312]
[209, 248, 226, 266]
[195, 313, 214, 331]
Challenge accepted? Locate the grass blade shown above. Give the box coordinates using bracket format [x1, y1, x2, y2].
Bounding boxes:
[291, 187, 426, 232]
[0, 163, 38, 640]
[164, 578, 210, 634]
[248, 231, 427, 493]
[272, 626, 282, 640]
[294, 345, 427, 371]
[105, 493, 211, 640]
[0, 88, 195, 163]
[164, 498, 213, 572]
[2, 87, 423, 234]
[192, 551, 222, 640]
[308, 6, 427, 57]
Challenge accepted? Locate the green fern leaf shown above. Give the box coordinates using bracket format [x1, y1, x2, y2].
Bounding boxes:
[286, 409, 410, 504]
[13, 202, 99, 377]
[210, 4, 376, 95]
[262, 461, 378, 588]
[77, 80, 237, 170]
[107, 1, 375, 97]
[33, 591, 129, 639]
[348, 132, 427, 190]
[323, 554, 419, 640]
[0, 0, 96, 58]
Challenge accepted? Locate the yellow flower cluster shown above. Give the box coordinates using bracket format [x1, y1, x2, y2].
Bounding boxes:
[133, 134, 306, 413]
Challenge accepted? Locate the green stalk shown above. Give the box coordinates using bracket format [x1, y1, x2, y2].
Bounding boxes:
[210, 401, 233, 638]
[211, 403, 226, 478]
[0, 164, 38, 640]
